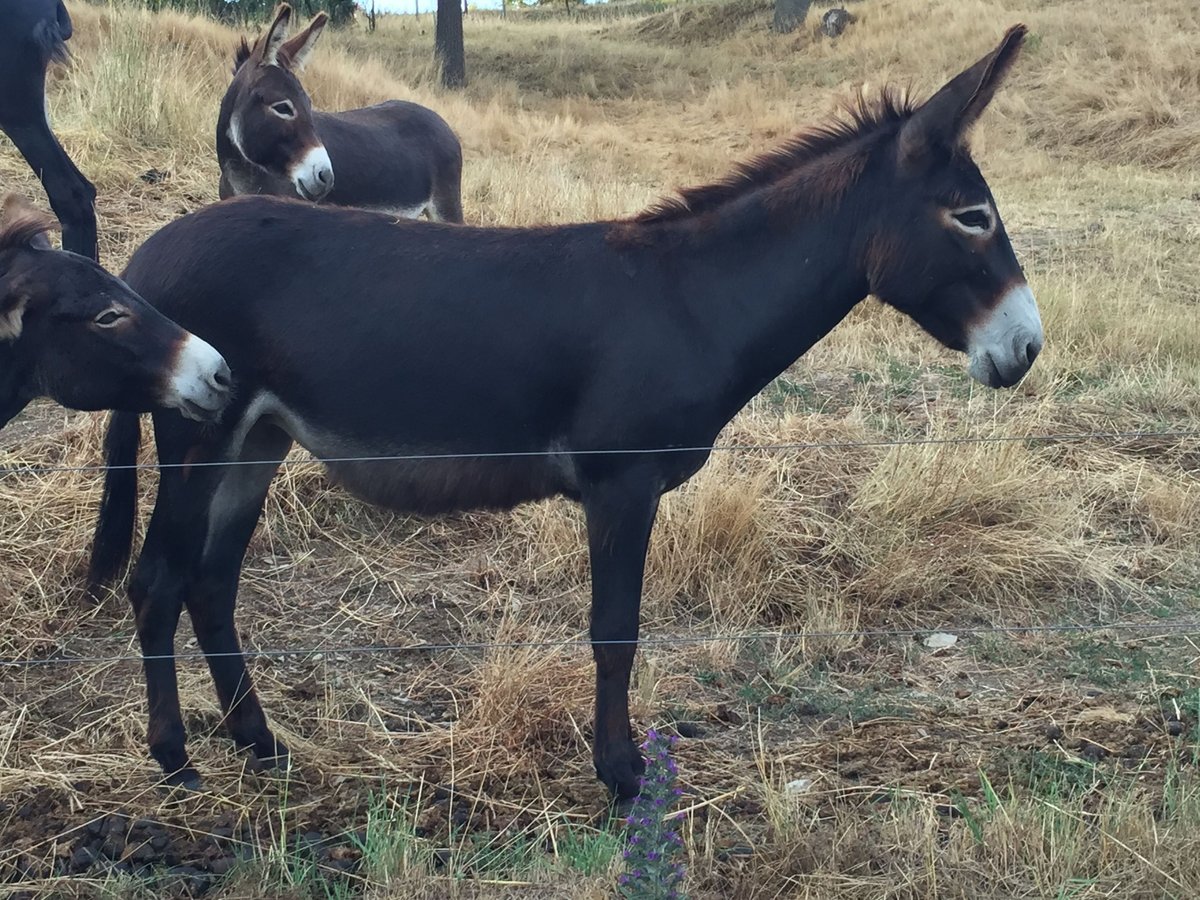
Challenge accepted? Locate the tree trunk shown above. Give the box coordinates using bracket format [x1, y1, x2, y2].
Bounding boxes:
[435, 0, 466, 88]
[772, 0, 811, 33]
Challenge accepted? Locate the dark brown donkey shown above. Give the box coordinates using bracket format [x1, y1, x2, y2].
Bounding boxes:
[90, 27, 1041, 800]
[0, 194, 232, 428]
[0, 0, 97, 260]
[217, 4, 464, 222]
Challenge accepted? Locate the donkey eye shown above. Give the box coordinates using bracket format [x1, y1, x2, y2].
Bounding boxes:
[94, 309, 126, 327]
[270, 101, 295, 118]
[950, 208, 993, 234]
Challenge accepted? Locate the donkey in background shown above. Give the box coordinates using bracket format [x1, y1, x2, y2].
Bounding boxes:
[218, 4, 464, 222]
[0, 0, 98, 260]
[91, 27, 1040, 801]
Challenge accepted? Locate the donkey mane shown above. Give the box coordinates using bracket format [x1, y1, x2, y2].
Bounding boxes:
[0, 204, 57, 252]
[628, 88, 916, 228]
[232, 38, 253, 73]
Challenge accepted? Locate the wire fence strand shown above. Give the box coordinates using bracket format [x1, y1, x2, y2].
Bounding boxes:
[3, 619, 1198, 669]
[0, 427, 1197, 477]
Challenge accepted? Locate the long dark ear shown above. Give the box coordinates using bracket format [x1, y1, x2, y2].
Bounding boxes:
[0, 194, 58, 253]
[279, 12, 327, 72]
[899, 24, 1027, 170]
[255, 4, 293, 67]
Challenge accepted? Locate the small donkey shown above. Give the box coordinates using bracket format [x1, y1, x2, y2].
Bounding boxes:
[216, 4, 465, 222]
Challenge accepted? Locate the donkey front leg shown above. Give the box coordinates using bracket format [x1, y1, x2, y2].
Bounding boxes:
[3, 121, 97, 260]
[583, 475, 661, 800]
[129, 496, 201, 788]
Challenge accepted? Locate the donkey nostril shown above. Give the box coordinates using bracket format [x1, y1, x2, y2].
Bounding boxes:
[1024, 340, 1041, 366]
[213, 363, 232, 390]
[318, 168, 333, 186]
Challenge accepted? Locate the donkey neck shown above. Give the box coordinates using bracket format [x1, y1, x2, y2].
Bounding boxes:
[654, 182, 874, 416]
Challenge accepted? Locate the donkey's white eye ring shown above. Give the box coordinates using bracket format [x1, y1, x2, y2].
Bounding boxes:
[270, 101, 295, 118]
[953, 209, 990, 230]
[945, 204, 995, 236]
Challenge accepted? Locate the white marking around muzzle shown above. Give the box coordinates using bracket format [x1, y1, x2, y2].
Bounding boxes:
[165, 334, 231, 421]
[289, 145, 334, 200]
[966, 282, 1044, 387]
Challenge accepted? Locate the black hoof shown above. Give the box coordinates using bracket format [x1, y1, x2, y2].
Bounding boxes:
[246, 741, 291, 774]
[595, 741, 646, 801]
[161, 768, 203, 793]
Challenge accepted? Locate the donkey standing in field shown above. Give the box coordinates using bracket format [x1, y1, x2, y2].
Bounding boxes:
[217, 4, 465, 222]
[0, 0, 98, 260]
[0, 194, 232, 429]
[91, 27, 1041, 801]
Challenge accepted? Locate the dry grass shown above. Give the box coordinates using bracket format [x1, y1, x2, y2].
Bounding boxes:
[2, 0, 1200, 896]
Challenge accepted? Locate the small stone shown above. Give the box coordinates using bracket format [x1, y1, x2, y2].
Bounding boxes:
[1043, 724, 1065, 741]
[1166, 719, 1185, 737]
[676, 722, 705, 739]
[150, 832, 170, 851]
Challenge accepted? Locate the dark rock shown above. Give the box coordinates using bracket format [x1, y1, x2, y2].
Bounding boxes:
[209, 856, 235, 876]
[69, 844, 96, 873]
[1043, 724, 1065, 741]
[820, 7, 854, 38]
[1166, 719, 1185, 737]
[150, 832, 170, 851]
[676, 721, 705, 739]
[1078, 740, 1107, 761]
[103, 815, 128, 837]
[140, 168, 170, 184]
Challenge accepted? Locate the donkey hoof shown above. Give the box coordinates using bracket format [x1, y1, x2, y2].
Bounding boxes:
[595, 742, 646, 801]
[248, 741, 291, 773]
[161, 767, 203, 793]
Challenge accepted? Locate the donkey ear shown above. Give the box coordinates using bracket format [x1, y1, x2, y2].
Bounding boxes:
[898, 24, 1027, 170]
[260, 4, 294, 67]
[0, 194, 58, 253]
[280, 12, 328, 72]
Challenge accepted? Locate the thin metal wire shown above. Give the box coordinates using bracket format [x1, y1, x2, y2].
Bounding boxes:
[0, 427, 1197, 477]
[2, 619, 1197, 669]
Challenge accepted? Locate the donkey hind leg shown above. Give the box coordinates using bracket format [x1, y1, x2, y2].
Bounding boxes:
[427, 166, 464, 224]
[583, 472, 661, 800]
[187, 420, 293, 767]
[2, 120, 97, 260]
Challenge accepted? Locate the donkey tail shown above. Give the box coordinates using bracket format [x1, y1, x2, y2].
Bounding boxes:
[87, 411, 141, 600]
[32, 2, 74, 68]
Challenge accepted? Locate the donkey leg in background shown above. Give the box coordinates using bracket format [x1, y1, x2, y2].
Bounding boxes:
[428, 160, 464, 224]
[3, 121, 97, 260]
[584, 472, 661, 800]
[185, 421, 293, 766]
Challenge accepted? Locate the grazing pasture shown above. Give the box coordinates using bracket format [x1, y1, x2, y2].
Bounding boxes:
[1, 0, 1199, 897]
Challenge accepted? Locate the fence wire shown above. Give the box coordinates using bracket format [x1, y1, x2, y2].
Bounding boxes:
[3, 619, 1198, 669]
[1, 423, 1197, 671]
[0, 427, 1197, 477]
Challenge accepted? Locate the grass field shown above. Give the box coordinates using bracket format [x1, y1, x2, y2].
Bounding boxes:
[1, 0, 1199, 896]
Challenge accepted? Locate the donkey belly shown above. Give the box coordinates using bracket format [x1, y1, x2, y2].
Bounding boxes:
[324, 456, 574, 515]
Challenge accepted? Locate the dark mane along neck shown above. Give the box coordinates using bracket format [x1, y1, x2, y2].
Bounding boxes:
[611, 89, 914, 246]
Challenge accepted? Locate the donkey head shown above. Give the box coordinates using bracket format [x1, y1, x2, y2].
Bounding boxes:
[864, 25, 1042, 388]
[221, 5, 334, 201]
[0, 196, 232, 426]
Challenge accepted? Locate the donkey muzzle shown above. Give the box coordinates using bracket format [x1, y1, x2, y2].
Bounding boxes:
[291, 145, 334, 201]
[967, 282, 1044, 388]
[164, 334, 233, 422]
